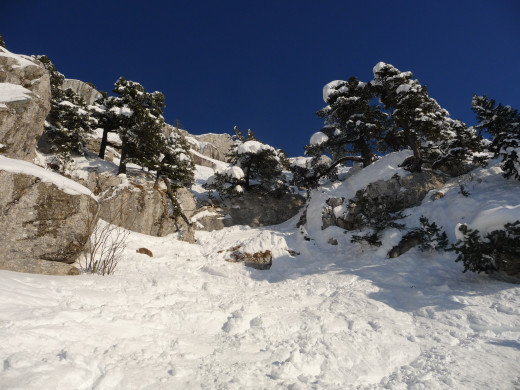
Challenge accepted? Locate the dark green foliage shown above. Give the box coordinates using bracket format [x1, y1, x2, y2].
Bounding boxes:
[430, 119, 487, 175]
[206, 127, 288, 198]
[349, 189, 407, 247]
[156, 129, 195, 190]
[0, 34, 6, 48]
[472, 95, 520, 181]
[450, 221, 520, 274]
[312, 77, 392, 167]
[106, 77, 166, 174]
[373, 63, 452, 172]
[403, 216, 448, 252]
[34, 55, 93, 159]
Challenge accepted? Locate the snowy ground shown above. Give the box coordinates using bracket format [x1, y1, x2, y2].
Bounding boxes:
[1, 154, 520, 389]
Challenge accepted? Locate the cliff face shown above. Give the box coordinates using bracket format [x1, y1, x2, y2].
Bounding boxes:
[0, 47, 51, 161]
[61, 78, 102, 105]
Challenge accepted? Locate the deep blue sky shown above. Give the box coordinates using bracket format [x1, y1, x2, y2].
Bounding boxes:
[2, 1, 519, 157]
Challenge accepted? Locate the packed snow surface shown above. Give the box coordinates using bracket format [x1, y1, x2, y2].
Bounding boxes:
[0, 156, 94, 197]
[1, 152, 520, 389]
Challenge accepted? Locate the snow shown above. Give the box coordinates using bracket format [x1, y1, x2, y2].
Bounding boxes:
[309, 131, 329, 146]
[237, 140, 274, 154]
[373, 61, 388, 75]
[109, 105, 133, 117]
[0, 83, 33, 108]
[396, 83, 412, 94]
[322, 80, 345, 102]
[220, 165, 245, 180]
[1, 150, 520, 389]
[0, 156, 95, 197]
[0, 47, 38, 69]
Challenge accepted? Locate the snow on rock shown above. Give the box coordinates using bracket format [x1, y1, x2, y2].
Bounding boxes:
[0, 47, 51, 161]
[237, 140, 274, 154]
[0, 83, 33, 108]
[0, 155, 94, 198]
[309, 131, 329, 146]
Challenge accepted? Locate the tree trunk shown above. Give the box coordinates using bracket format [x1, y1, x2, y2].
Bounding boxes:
[98, 129, 109, 160]
[118, 143, 127, 175]
[404, 127, 422, 172]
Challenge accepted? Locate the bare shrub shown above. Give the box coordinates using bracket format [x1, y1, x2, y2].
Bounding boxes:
[79, 199, 130, 275]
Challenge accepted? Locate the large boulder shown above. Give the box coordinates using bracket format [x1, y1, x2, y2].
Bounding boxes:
[0, 47, 51, 161]
[195, 192, 305, 230]
[0, 157, 98, 275]
[61, 79, 102, 105]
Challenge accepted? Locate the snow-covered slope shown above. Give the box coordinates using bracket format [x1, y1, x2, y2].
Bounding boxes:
[1, 154, 519, 389]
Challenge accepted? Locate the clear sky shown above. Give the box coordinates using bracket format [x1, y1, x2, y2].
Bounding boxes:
[2, 0, 519, 157]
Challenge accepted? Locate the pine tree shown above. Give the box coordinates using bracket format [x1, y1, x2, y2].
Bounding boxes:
[34, 55, 93, 161]
[312, 77, 394, 167]
[372, 62, 451, 172]
[107, 77, 166, 175]
[0, 34, 6, 48]
[472, 95, 520, 181]
[430, 118, 486, 175]
[206, 127, 288, 197]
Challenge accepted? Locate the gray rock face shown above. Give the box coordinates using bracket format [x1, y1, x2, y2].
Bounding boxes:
[322, 172, 446, 230]
[99, 181, 196, 243]
[0, 169, 98, 275]
[62, 79, 102, 105]
[206, 192, 305, 228]
[0, 47, 51, 161]
[192, 133, 233, 162]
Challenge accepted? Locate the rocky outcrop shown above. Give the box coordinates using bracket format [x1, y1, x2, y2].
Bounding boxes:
[99, 181, 196, 243]
[0, 47, 51, 161]
[62, 79, 102, 105]
[322, 172, 446, 230]
[0, 163, 98, 275]
[192, 133, 233, 162]
[196, 192, 305, 230]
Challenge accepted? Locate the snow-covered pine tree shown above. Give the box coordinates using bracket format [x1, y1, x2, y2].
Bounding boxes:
[312, 77, 393, 167]
[372, 62, 451, 172]
[297, 76, 397, 189]
[206, 127, 288, 197]
[472, 95, 520, 181]
[429, 118, 487, 176]
[34, 55, 94, 167]
[109, 77, 166, 175]
[0, 34, 6, 48]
